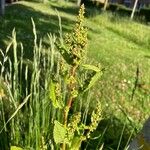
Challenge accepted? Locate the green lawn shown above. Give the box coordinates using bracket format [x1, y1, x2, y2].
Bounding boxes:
[86, 13, 150, 149]
[0, 1, 150, 149]
[0, 1, 79, 58]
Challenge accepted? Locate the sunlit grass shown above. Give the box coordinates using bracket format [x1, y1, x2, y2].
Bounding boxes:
[0, 1, 150, 149]
[86, 13, 150, 148]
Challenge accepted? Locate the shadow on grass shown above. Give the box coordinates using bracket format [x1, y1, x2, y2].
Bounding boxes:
[50, 3, 79, 16]
[85, 7, 103, 18]
[0, 3, 75, 59]
[50, 1, 103, 18]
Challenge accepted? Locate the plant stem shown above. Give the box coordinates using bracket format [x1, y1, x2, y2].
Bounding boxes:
[63, 65, 78, 150]
[64, 65, 77, 124]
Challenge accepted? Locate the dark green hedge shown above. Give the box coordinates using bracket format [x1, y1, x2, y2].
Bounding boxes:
[80, 0, 95, 7]
[107, 3, 139, 17]
[107, 3, 118, 12]
[81, 0, 150, 22]
[139, 7, 150, 22]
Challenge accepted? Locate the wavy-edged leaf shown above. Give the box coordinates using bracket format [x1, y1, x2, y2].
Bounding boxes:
[11, 146, 23, 150]
[82, 64, 101, 72]
[49, 80, 62, 108]
[84, 72, 102, 92]
[53, 120, 66, 144]
[71, 136, 83, 150]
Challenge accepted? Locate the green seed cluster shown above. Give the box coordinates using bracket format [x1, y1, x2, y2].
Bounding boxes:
[65, 4, 87, 66]
[60, 59, 69, 77]
[55, 82, 62, 100]
[87, 101, 102, 138]
[67, 112, 81, 137]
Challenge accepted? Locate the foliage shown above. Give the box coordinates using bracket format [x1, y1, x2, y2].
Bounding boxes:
[0, 1, 150, 149]
[0, 4, 102, 150]
[52, 5, 102, 149]
[11, 146, 23, 150]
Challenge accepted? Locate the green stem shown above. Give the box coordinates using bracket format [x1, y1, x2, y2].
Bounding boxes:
[63, 65, 78, 150]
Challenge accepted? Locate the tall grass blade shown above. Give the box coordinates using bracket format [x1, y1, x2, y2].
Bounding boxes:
[0, 94, 31, 134]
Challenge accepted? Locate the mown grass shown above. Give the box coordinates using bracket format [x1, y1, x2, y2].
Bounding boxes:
[86, 13, 150, 149]
[0, 1, 150, 149]
[0, 1, 78, 59]
[87, 13, 150, 120]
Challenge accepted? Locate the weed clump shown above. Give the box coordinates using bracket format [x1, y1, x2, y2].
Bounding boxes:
[0, 4, 102, 150]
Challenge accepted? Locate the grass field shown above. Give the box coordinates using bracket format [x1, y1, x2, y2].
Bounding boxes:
[86, 13, 150, 149]
[0, 1, 150, 149]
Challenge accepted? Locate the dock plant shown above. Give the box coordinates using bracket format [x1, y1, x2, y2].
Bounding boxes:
[0, 4, 102, 150]
[53, 5, 102, 150]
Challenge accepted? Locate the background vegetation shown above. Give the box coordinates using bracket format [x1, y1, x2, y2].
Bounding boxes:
[0, 0, 150, 150]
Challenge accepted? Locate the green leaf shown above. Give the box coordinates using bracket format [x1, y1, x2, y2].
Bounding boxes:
[71, 136, 84, 150]
[84, 72, 102, 92]
[53, 120, 66, 144]
[55, 43, 73, 65]
[11, 146, 23, 150]
[49, 80, 62, 108]
[82, 64, 101, 72]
